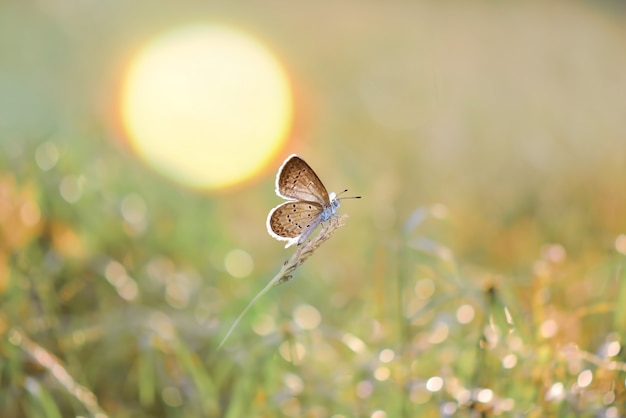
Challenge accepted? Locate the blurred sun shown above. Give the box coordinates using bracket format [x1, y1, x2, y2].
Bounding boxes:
[120, 24, 293, 190]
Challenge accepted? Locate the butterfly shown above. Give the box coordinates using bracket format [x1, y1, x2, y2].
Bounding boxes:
[266, 154, 360, 248]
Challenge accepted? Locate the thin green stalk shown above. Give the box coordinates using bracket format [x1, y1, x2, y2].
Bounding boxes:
[216, 276, 278, 351]
[216, 215, 348, 351]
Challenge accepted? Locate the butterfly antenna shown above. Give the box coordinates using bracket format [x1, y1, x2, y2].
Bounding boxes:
[337, 189, 362, 199]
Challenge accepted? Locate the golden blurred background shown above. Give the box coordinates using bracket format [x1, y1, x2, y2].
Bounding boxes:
[1, 1, 626, 416]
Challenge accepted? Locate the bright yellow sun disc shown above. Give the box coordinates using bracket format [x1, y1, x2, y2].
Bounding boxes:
[121, 25, 293, 190]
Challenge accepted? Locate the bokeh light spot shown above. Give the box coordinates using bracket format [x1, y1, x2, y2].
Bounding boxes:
[615, 234, 626, 255]
[545, 382, 565, 402]
[104, 260, 139, 301]
[456, 304, 475, 324]
[59, 175, 83, 204]
[105, 262, 128, 287]
[374, 366, 390, 381]
[120, 193, 147, 226]
[603, 391, 616, 405]
[279, 397, 301, 417]
[441, 402, 458, 415]
[428, 322, 449, 344]
[165, 280, 190, 309]
[279, 341, 306, 364]
[342, 333, 366, 353]
[117, 280, 139, 301]
[379, 348, 395, 363]
[293, 304, 321, 330]
[252, 314, 276, 336]
[502, 354, 518, 369]
[148, 312, 176, 340]
[606, 340, 621, 357]
[577, 369, 593, 388]
[426, 376, 443, 392]
[224, 249, 253, 278]
[542, 244, 566, 263]
[283, 373, 304, 395]
[356, 380, 374, 399]
[120, 24, 293, 190]
[606, 407, 619, 418]
[414, 278, 435, 300]
[539, 319, 558, 339]
[35, 141, 59, 171]
[476, 388, 493, 403]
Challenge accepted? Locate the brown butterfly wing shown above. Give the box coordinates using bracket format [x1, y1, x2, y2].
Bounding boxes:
[276, 155, 330, 206]
[267, 200, 324, 240]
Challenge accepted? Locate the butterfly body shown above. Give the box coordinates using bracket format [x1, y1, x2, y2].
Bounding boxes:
[267, 155, 350, 248]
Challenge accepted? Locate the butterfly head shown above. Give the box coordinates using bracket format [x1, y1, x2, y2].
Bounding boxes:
[322, 189, 361, 221]
[329, 192, 340, 210]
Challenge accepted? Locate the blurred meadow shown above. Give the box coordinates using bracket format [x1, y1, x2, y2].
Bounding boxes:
[2, 0, 626, 417]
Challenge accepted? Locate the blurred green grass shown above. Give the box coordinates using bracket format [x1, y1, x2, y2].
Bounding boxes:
[2, 1, 626, 417]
